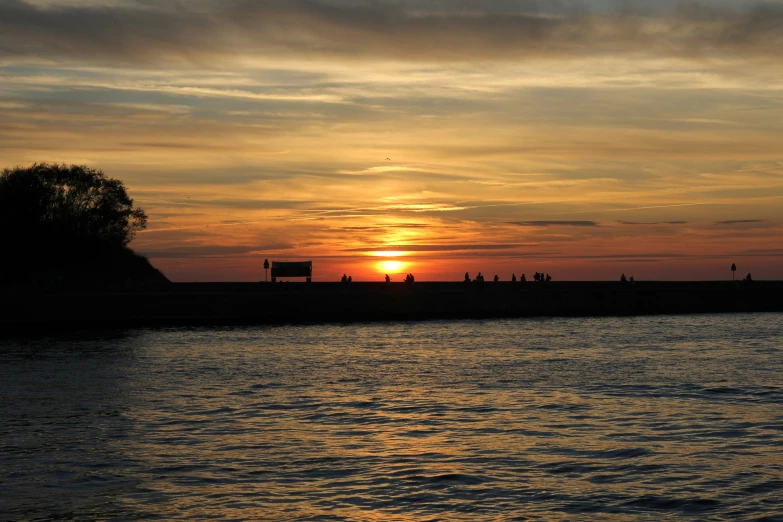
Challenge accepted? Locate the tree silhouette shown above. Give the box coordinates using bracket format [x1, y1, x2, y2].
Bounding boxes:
[0, 163, 146, 246]
[0, 163, 163, 284]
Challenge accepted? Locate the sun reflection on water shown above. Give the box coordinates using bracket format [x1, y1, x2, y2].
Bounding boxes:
[2, 316, 782, 519]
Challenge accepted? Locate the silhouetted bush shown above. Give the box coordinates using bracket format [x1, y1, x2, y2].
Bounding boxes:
[0, 163, 167, 286]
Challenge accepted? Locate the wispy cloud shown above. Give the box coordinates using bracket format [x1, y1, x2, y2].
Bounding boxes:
[714, 219, 765, 225]
[335, 224, 434, 231]
[137, 244, 293, 258]
[508, 221, 600, 227]
[346, 244, 521, 253]
[619, 221, 688, 225]
[2, 1, 783, 65]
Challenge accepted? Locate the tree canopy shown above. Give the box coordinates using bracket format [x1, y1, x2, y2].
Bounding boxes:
[0, 163, 164, 284]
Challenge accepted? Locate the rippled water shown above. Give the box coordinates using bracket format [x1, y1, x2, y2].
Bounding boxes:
[1, 314, 782, 521]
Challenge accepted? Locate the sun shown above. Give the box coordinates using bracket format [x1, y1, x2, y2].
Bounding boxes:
[371, 251, 409, 258]
[377, 260, 408, 273]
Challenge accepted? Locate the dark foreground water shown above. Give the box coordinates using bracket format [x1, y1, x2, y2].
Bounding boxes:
[1, 314, 782, 521]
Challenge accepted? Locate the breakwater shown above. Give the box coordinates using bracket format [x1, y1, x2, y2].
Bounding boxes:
[2, 281, 781, 329]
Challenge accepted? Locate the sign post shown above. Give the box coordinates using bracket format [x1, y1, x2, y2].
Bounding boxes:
[264, 259, 270, 283]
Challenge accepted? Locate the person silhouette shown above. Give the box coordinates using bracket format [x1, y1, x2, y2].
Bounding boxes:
[629, 276, 635, 283]
[347, 276, 352, 283]
[385, 274, 391, 283]
[534, 272, 540, 282]
[494, 274, 499, 282]
[621, 273, 627, 283]
[341, 274, 347, 283]
[464, 272, 471, 283]
[546, 274, 551, 282]
[521, 274, 526, 282]
[512, 274, 517, 282]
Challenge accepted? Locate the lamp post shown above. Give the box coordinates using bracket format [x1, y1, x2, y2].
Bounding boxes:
[264, 259, 269, 283]
[731, 263, 736, 281]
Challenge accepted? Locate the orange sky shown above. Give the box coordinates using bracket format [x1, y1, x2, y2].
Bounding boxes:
[1, 1, 782, 281]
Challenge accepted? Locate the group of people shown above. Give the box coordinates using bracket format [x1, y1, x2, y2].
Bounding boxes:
[464, 272, 550, 283]
[465, 272, 485, 283]
[383, 274, 414, 283]
[353, 272, 759, 284]
[352, 270, 758, 284]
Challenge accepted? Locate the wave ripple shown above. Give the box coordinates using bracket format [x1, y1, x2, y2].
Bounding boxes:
[1, 313, 782, 520]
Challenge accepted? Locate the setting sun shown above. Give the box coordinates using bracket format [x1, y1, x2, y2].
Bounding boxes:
[371, 251, 410, 258]
[377, 260, 408, 273]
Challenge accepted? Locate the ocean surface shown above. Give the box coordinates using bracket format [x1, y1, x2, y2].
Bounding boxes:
[1, 314, 782, 521]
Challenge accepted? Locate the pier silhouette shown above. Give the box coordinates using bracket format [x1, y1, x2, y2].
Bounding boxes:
[2, 280, 781, 330]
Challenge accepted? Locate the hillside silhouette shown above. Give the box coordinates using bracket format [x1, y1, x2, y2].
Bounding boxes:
[0, 163, 167, 288]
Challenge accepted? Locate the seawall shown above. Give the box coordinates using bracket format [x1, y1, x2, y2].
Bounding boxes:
[2, 281, 781, 330]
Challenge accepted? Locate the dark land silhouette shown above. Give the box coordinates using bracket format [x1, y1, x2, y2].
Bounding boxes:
[0, 163, 167, 288]
[1, 163, 778, 329]
[2, 280, 781, 330]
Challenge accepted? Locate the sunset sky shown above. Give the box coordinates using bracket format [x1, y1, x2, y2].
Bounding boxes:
[2, 0, 782, 281]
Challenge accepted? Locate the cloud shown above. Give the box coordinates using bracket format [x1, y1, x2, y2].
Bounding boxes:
[619, 221, 688, 225]
[179, 198, 317, 210]
[1, 1, 783, 65]
[346, 244, 521, 252]
[139, 243, 293, 258]
[714, 219, 765, 225]
[335, 223, 434, 231]
[737, 248, 783, 256]
[508, 221, 600, 227]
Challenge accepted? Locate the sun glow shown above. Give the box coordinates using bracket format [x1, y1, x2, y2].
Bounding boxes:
[377, 260, 408, 273]
[371, 251, 409, 258]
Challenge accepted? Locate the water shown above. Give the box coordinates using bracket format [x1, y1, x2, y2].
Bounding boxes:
[1, 314, 782, 521]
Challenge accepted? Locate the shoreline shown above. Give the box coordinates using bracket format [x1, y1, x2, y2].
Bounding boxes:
[2, 281, 781, 331]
